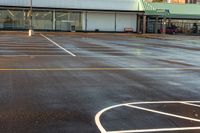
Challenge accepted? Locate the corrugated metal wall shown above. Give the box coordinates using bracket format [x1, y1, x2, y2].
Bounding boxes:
[0, 0, 143, 11]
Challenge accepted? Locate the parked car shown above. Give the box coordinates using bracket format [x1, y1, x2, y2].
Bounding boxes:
[159, 26, 178, 34]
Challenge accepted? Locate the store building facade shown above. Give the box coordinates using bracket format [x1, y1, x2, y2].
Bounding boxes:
[0, 0, 143, 32]
[142, 2, 200, 34]
[0, 0, 200, 34]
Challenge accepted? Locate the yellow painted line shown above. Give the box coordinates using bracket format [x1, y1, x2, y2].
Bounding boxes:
[0, 50, 147, 54]
[0, 55, 71, 57]
[0, 67, 199, 71]
[0, 55, 135, 57]
[0, 47, 60, 50]
[0, 51, 66, 53]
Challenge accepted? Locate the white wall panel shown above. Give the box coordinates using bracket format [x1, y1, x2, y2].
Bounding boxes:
[0, 0, 29, 7]
[86, 12, 115, 31]
[0, 0, 143, 11]
[116, 13, 137, 32]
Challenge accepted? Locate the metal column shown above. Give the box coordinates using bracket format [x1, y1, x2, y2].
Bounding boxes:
[155, 16, 159, 34]
[115, 12, 117, 32]
[143, 15, 146, 34]
[28, 0, 34, 36]
[53, 10, 56, 30]
[137, 15, 141, 33]
[85, 11, 88, 32]
[162, 17, 167, 34]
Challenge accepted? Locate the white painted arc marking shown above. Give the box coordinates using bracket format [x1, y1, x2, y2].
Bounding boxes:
[107, 127, 200, 133]
[40, 34, 76, 57]
[181, 102, 200, 108]
[124, 101, 200, 105]
[95, 104, 123, 133]
[95, 101, 200, 133]
[125, 104, 200, 123]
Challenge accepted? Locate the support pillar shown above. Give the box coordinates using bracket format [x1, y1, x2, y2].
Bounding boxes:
[162, 17, 167, 34]
[28, 0, 34, 36]
[168, 18, 172, 27]
[53, 10, 56, 30]
[155, 16, 159, 34]
[85, 11, 88, 32]
[115, 12, 117, 32]
[137, 15, 141, 33]
[143, 15, 146, 34]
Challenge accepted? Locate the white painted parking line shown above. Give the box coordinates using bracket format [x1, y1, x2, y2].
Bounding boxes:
[107, 127, 200, 133]
[40, 34, 76, 57]
[125, 104, 200, 122]
[181, 102, 200, 108]
[130, 101, 200, 104]
[95, 101, 200, 133]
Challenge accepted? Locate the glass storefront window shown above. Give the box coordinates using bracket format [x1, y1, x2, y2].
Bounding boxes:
[0, 9, 27, 30]
[146, 17, 200, 34]
[55, 12, 82, 31]
[70, 13, 82, 30]
[32, 11, 53, 30]
[56, 12, 70, 31]
[171, 19, 200, 34]
[0, 9, 82, 31]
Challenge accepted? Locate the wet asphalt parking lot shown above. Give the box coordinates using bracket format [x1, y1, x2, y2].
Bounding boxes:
[0, 32, 200, 133]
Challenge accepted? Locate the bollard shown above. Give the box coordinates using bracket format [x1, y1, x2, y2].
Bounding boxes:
[28, 29, 34, 36]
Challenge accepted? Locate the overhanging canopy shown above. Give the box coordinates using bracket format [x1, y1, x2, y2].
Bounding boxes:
[141, 1, 200, 19]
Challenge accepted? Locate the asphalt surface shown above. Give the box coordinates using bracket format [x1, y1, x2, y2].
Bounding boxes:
[0, 33, 200, 133]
